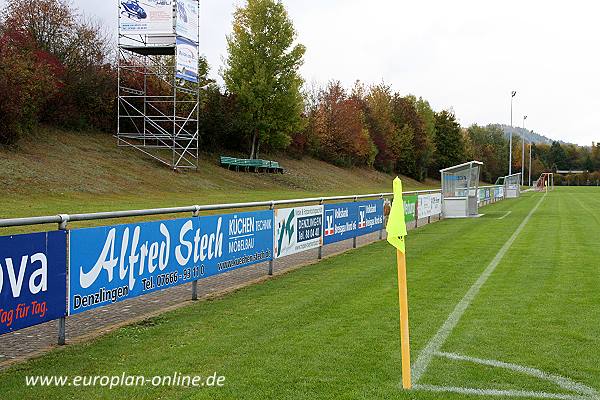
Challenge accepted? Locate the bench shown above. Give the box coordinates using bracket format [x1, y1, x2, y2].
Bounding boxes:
[220, 156, 284, 174]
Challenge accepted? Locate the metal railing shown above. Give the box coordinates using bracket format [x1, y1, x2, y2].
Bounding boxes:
[0, 189, 446, 349]
[0, 190, 443, 229]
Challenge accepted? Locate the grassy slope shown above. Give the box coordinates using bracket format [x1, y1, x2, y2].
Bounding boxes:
[2, 189, 596, 399]
[0, 126, 435, 233]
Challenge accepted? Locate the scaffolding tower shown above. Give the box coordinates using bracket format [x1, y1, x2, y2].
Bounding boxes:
[117, 0, 200, 170]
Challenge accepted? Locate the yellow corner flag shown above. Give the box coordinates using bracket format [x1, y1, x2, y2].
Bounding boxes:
[386, 177, 412, 390]
[386, 177, 408, 253]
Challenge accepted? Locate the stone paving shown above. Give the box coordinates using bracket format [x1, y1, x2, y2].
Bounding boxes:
[0, 216, 438, 369]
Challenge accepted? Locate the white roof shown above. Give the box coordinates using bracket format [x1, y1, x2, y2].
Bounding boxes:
[440, 161, 483, 173]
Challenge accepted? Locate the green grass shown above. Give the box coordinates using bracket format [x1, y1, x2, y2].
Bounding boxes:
[0, 126, 436, 234]
[1, 187, 598, 399]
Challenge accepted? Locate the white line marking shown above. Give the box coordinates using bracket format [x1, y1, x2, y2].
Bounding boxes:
[436, 352, 598, 397]
[498, 211, 512, 220]
[414, 384, 595, 400]
[411, 193, 547, 384]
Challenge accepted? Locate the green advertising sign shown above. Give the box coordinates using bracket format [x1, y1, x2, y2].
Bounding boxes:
[403, 195, 418, 223]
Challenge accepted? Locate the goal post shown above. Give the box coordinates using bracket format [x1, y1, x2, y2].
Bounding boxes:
[535, 173, 554, 192]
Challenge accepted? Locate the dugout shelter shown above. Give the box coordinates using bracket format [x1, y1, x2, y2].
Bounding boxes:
[504, 173, 521, 198]
[440, 161, 483, 218]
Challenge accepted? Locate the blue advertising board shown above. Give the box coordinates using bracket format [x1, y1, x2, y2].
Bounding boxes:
[323, 203, 356, 245]
[0, 231, 67, 335]
[323, 200, 384, 245]
[69, 210, 274, 315]
[356, 200, 385, 235]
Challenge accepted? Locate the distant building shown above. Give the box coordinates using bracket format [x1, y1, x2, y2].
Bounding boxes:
[556, 170, 587, 174]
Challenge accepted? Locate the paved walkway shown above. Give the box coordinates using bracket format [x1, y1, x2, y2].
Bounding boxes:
[0, 217, 438, 369]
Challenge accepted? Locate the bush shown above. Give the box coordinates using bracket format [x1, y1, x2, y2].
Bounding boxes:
[2, 0, 116, 134]
[0, 29, 61, 145]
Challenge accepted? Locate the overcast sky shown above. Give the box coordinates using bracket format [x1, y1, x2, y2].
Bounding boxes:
[2, 0, 598, 145]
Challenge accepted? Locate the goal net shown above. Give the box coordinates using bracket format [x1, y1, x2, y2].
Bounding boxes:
[535, 173, 554, 192]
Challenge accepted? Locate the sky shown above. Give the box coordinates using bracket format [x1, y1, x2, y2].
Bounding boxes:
[2, 0, 599, 145]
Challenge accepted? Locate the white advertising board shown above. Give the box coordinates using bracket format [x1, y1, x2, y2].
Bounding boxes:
[431, 194, 442, 216]
[176, 0, 199, 41]
[274, 206, 323, 259]
[120, 0, 174, 35]
[176, 37, 199, 83]
[418, 194, 433, 218]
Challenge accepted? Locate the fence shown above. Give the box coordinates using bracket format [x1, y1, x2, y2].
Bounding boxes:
[477, 185, 506, 206]
[0, 186, 505, 353]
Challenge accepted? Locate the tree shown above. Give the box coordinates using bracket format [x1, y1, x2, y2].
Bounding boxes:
[548, 141, 568, 171]
[592, 143, 600, 170]
[0, 25, 61, 144]
[433, 110, 464, 173]
[466, 124, 508, 182]
[300, 81, 375, 167]
[223, 0, 305, 159]
[583, 155, 594, 172]
[2, 0, 115, 131]
[414, 97, 436, 179]
[198, 85, 242, 151]
[392, 95, 432, 180]
[364, 83, 399, 172]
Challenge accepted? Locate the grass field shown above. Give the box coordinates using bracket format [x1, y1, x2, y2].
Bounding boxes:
[1, 187, 599, 400]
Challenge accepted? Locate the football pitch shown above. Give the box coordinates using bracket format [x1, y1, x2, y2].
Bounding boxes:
[1, 187, 598, 399]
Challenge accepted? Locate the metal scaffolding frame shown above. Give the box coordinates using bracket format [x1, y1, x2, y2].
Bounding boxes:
[116, 0, 200, 170]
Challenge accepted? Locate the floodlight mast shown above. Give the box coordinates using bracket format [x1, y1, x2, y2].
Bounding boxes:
[528, 141, 532, 187]
[509, 91, 517, 176]
[522, 115, 527, 186]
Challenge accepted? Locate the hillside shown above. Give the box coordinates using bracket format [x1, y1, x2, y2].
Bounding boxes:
[0, 126, 436, 226]
[493, 124, 568, 145]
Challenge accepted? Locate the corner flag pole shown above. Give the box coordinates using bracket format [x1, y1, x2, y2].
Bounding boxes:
[396, 248, 411, 389]
[386, 177, 412, 389]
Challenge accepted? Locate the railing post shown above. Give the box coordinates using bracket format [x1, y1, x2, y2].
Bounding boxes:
[58, 214, 69, 346]
[352, 196, 358, 249]
[269, 201, 275, 275]
[379, 195, 384, 240]
[191, 206, 200, 301]
[58, 317, 66, 346]
[318, 198, 324, 260]
[415, 196, 419, 229]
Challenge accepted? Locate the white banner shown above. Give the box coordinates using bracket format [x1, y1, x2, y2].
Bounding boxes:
[120, 0, 174, 35]
[274, 206, 323, 259]
[176, 37, 199, 83]
[176, 0, 199, 41]
[431, 194, 442, 216]
[418, 194, 433, 218]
